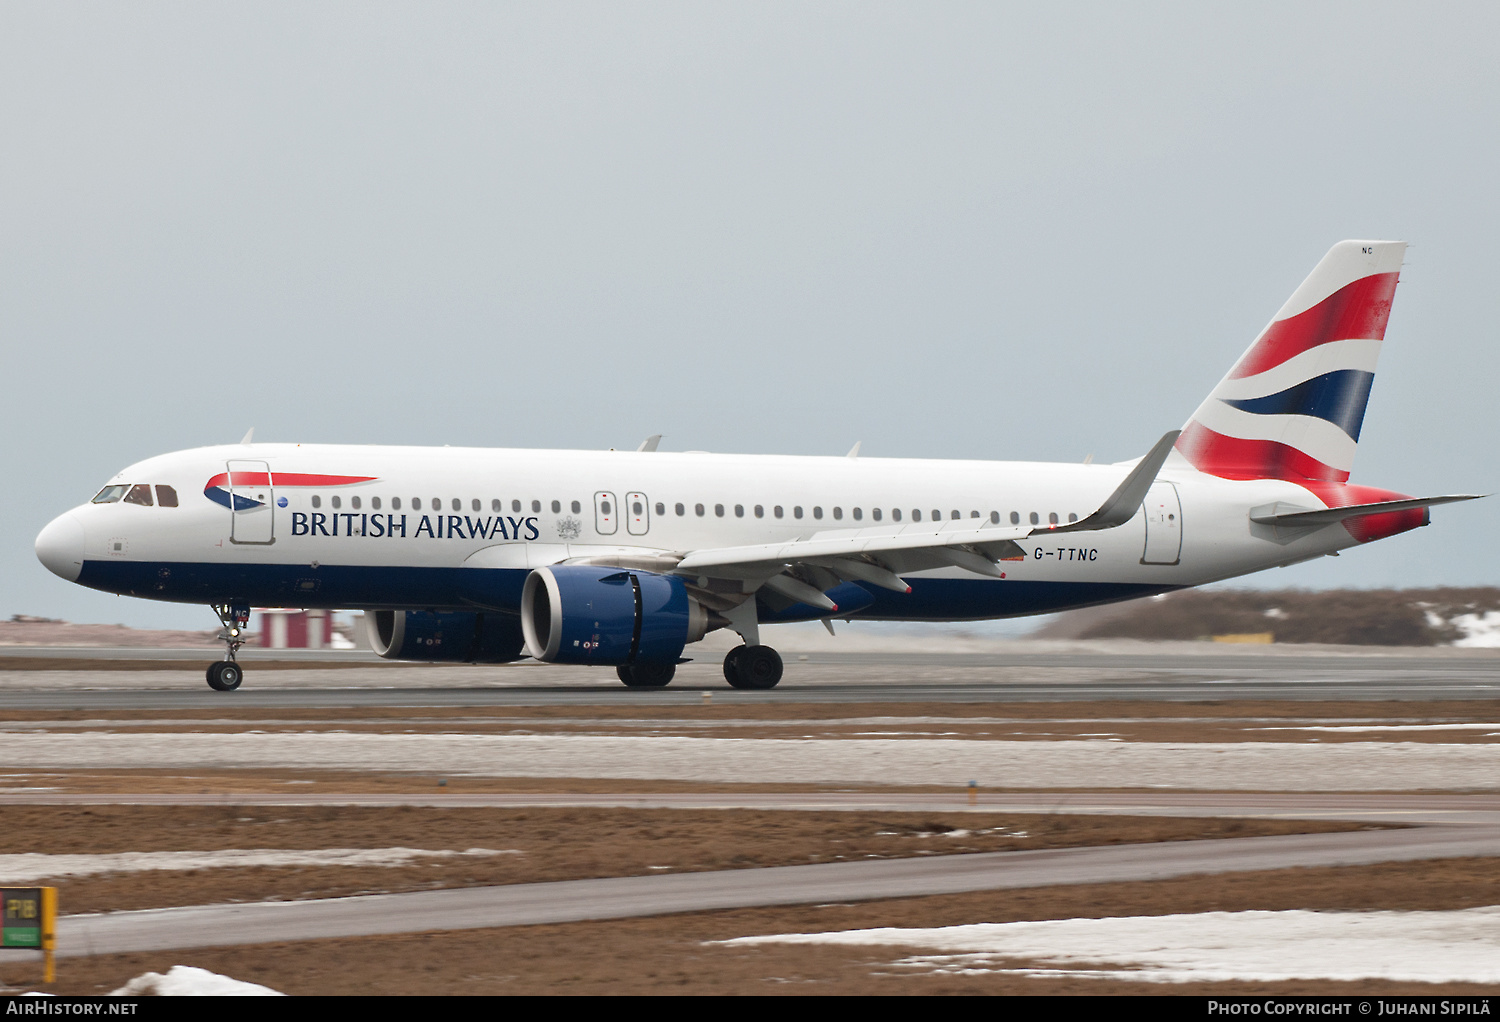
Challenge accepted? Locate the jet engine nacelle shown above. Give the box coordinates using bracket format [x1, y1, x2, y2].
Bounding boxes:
[365, 610, 528, 663]
[521, 565, 710, 666]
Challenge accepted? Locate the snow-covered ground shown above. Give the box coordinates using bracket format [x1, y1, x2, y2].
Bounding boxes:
[1451, 611, 1500, 648]
[111, 965, 283, 995]
[0, 847, 516, 884]
[721, 907, 1500, 984]
[0, 731, 1493, 790]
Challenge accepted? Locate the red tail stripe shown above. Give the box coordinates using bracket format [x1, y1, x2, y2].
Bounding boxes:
[204, 472, 377, 488]
[1175, 421, 1349, 483]
[1229, 272, 1398, 380]
[1298, 482, 1427, 544]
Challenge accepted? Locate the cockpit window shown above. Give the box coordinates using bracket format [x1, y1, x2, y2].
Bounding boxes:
[123, 484, 154, 506]
[156, 485, 179, 507]
[92, 485, 127, 504]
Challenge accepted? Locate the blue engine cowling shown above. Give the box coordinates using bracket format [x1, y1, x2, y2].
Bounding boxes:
[365, 610, 527, 663]
[520, 565, 709, 666]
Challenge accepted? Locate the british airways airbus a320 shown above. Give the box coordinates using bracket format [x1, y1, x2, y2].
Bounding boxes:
[35, 241, 1480, 691]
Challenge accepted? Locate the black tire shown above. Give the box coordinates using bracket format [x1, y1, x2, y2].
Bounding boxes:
[206, 661, 243, 692]
[617, 662, 675, 688]
[722, 645, 744, 685]
[727, 645, 782, 690]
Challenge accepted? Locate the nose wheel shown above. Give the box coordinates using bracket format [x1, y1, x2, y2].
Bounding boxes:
[207, 604, 250, 692]
[207, 660, 243, 691]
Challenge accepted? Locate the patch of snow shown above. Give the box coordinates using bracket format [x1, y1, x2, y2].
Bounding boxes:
[1249, 723, 1500, 733]
[112, 965, 283, 996]
[0, 847, 518, 884]
[719, 907, 1500, 984]
[1263, 608, 1287, 620]
[1450, 611, 1500, 647]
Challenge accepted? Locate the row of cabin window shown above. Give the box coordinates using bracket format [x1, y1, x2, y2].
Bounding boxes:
[308, 496, 586, 514]
[91, 484, 179, 507]
[303, 493, 1078, 528]
[666, 504, 1077, 526]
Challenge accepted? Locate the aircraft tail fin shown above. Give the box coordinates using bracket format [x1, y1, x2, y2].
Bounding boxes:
[1175, 240, 1406, 482]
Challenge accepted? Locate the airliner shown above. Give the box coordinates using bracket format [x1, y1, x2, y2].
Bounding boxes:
[34, 241, 1479, 691]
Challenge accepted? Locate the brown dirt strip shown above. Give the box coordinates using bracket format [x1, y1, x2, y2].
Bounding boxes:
[19, 856, 1500, 996]
[0, 805, 1364, 915]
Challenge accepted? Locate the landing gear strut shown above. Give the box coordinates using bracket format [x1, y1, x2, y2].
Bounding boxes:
[207, 604, 249, 692]
[724, 645, 783, 690]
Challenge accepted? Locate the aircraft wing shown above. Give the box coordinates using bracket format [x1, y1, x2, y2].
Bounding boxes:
[658, 431, 1184, 607]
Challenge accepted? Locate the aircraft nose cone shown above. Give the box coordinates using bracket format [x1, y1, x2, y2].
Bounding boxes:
[36, 513, 85, 582]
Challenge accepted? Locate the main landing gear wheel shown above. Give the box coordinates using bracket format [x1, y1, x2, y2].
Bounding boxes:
[206, 660, 243, 692]
[616, 662, 676, 688]
[724, 645, 783, 690]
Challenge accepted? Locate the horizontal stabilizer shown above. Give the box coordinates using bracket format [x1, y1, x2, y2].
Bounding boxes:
[1250, 494, 1484, 527]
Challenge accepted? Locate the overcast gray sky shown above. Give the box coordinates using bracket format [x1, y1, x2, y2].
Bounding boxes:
[4, 2, 1497, 630]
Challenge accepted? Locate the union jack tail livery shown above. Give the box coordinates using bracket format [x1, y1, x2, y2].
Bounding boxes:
[1175, 240, 1405, 483]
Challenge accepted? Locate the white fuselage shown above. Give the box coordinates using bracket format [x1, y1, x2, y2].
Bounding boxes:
[37, 442, 1367, 627]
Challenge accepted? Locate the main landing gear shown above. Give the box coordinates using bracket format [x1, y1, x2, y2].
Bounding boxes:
[723, 644, 783, 690]
[207, 604, 249, 692]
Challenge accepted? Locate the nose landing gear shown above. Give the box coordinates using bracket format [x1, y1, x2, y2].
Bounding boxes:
[207, 604, 249, 692]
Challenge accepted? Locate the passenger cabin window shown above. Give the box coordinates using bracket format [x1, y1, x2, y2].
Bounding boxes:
[1029, 512, 1039, 525]
[432, 498, 441, 511]
[155, 485, 178, 507]
[734, 504, 743, 518]
[332, 496, 341, 509]
[492, 499, 501, 511]
[351, 496, 361, 510]
[531, 500, 541, 513]
[951, 510, 960, 520]
[412, 498, 421, 510]
[832, 507, 843, 520]
[655, 502, 665, 516]
[1049, 512, 1059, 525]
[1010, 512, 1020, 525]
[892, 508, 902, 521]
[373, 497, 383, 510]
[794, 506, 803, 519]
[813, 506, 823, 520]
[512, 500, 522, 513]
[312, 495, 323, 509]
[871, 508, 881, 521]
[551, 500, 561, 513]
[473, 499, 482, 512]
[714, 504, 725, 517]
[572, 501, 582, 513]
[852, 508, 862, 521]
[676, 503, 686, 516]
[774, 506, 783, 518]
[124, 484, 153, 506]
[1068, 513, 1078, 523]
[912, 509, 921, 521]
[452, 498, 461, 512]
[92, 485, 127, 503]
[695, 504, 705, 517]
[990, 511, 1000, 524]
[754, 505, 764, 518]
[392, 497, 402, 510]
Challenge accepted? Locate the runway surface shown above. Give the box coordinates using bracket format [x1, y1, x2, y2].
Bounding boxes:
[52, 825, 1500, 956]
[6, 792, 1499, 826]
[3, 644, 1499, 707]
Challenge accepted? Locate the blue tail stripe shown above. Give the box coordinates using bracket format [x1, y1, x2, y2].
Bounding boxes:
[1222, 370, 1375, 441]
